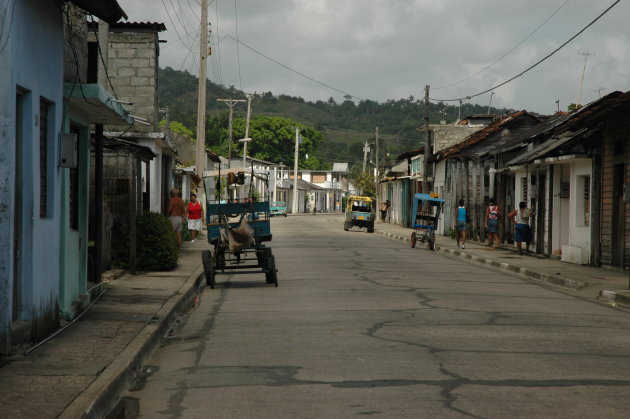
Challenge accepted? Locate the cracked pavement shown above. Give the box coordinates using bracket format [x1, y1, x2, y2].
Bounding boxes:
[122, 215, 630, 418]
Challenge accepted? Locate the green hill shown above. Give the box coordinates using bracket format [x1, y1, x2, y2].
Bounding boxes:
[158, 67, 508, 167]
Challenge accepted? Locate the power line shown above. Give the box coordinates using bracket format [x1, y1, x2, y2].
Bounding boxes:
[214, 0, 223, 83]
[430, 0, 621, 102]
[233, 0, 243, 91]
[433, 0, 572, 90]
[220, 31, 362, 101]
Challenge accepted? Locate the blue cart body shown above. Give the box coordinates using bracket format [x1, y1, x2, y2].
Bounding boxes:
[410, 193, 445, 250]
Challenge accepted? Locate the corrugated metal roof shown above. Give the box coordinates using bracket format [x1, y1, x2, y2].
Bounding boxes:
[109, 21, 167, 32]
[431, 111, 537, 162]
[72, 0, 127, 23]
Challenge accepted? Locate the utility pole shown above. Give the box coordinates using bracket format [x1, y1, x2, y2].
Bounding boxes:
[195, 0, 209, 180]
[242, 94, 252, 167]
[375, 126, 379, 215]
[576, 52, 594, 107]
[594, 87, 606, 99]
[423, 85, 431, 194]
[487, 91, 495, 115]
[217, 98, 246, 168]
[362, 141, 370, 172]
[292, 127, 300, 214]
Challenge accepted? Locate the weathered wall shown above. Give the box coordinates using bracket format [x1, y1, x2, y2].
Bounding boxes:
[1, 0, 65, 351]
[600, 117, 630, 268]
[430, 124, 482, 153]
[103, 31, 159, 131]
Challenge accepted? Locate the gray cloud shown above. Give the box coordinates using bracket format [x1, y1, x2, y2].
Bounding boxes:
[119, 0, 630, 114]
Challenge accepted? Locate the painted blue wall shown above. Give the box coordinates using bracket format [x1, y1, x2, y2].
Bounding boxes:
[0, 0, 65, 349]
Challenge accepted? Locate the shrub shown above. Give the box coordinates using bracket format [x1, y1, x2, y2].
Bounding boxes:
[136, 212, 179, 271]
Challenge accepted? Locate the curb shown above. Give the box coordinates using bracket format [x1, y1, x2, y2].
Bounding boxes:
[58, 264, 205, 419]
[599, 289, 630, 305]
[374, 229, 588, 290]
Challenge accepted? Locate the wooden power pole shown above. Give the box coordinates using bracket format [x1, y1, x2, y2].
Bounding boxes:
[217, 98, 246, 168]
[195, 0, 209, 179]
[423, 85, 431, 194]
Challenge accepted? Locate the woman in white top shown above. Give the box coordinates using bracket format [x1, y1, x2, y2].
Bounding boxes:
[508, 201, 534, 255]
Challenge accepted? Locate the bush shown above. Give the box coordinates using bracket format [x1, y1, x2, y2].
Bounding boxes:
[136, 212, 179, 271]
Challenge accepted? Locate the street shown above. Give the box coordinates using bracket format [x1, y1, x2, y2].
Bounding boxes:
[122, 215, 630, 418]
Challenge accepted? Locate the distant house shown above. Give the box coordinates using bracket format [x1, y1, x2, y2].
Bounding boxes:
[378, 148, 424, 227]
[0, 0, 129, 354]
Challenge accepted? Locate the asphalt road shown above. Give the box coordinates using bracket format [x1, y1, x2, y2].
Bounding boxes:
[122, 215, 630, 418]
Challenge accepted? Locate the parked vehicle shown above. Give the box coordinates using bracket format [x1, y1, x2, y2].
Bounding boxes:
[270, 201, 288, 217]
[410, 193, 444, 251]
[344, 195, 375, 233]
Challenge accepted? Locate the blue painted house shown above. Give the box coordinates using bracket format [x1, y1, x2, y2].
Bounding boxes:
[0, 0, 129, 354]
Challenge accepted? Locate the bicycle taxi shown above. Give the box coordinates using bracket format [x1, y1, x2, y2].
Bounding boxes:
[410, 193, 445, 251]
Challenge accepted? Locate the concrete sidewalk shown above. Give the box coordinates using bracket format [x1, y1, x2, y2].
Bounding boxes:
[0, 239, 209, 419]
[370, 219, 630, 306]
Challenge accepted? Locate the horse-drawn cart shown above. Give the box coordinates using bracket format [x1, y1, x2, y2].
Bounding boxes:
[201, 168, 278, 288]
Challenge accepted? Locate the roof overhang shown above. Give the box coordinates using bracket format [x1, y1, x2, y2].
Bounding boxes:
[69, 0, 127, 23]
[64, 83, 133, 125]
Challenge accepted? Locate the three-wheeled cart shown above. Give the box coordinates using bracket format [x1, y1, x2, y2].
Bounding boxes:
[410, 193, 445, 251]
[201, 168, 278, 288]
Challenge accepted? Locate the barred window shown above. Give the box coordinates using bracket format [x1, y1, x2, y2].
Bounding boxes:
[39, 98, 50, 218]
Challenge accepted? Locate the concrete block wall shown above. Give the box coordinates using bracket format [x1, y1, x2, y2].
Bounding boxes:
[107, 32, 159, 132]
[430, 125, 482, 153]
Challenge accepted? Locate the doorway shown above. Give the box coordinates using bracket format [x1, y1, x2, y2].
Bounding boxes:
[612, 164, 625, 267]
[13, 90, 25, 321]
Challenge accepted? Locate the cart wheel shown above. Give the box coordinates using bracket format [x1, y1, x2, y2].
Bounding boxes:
[343, 222, 350, 231]
[202, 250, 216, 289]
[429, 238, 435, 251]
[271, 256, 278, 287]
[410, 231, 417, 248]
[265, 254, 278, 286]
[367, 223, 374, 233]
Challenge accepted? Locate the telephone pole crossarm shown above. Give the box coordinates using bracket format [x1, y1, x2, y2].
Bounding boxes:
[217, 98, 246, 168]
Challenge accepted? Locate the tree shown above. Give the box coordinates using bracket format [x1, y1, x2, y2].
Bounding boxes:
[205, 114, 329, 169]
[351, 169, 376, 197]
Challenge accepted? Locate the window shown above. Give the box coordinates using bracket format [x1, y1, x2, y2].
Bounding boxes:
[576, 175, 590, 227]
[39, 98, 51, 218]
[521, 176, 528, 202]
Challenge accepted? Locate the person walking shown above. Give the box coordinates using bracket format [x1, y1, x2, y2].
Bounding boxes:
[508, 201, 534, 255]
[484, 198, 501, 249]
[379, 199, 391, 222]
[453, 199, 468, 249]
[167, 188, 186, 247]
[186, 193, 204, 243]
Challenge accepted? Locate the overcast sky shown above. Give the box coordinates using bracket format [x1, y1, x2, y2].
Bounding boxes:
[118, 0, 629, 115]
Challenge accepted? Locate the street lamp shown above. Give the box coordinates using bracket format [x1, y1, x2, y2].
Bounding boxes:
[239, 137, 252, 168]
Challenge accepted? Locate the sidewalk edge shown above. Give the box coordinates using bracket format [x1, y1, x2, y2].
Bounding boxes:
[374, 230, 588, 291]
[58, 264, 205, 419]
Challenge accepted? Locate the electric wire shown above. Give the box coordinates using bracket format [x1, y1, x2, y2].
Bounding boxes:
[233, 0, 243, 90]
[161, 0, 197, 63]
[220, 31, 362, 101]
[214, 0, 223, 84]
[430, 0, 621, 102]
[433, 0, 572, 90]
